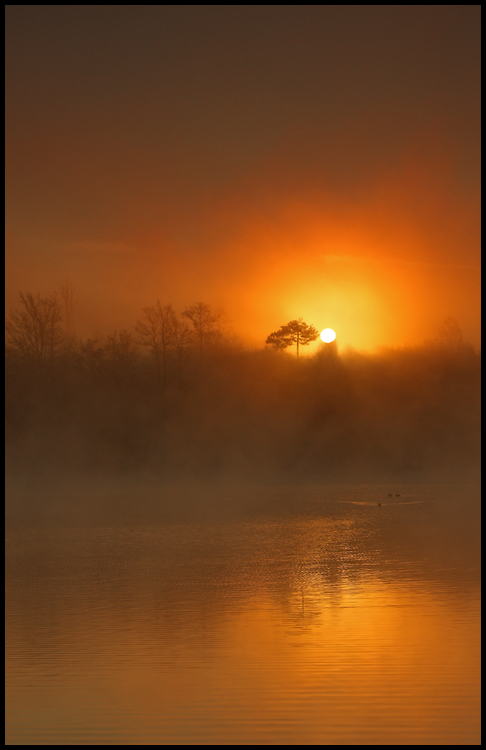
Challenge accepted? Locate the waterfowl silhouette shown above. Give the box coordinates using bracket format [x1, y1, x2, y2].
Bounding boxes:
[395, 494, 401, 497]
[378, 503, 381, 507]
[387, 493, 393, 497]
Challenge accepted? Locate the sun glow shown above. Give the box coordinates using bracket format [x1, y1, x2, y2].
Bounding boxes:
[320, 328, 336, 343]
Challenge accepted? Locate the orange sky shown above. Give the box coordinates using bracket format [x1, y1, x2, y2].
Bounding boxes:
[5, 6, 481, 351]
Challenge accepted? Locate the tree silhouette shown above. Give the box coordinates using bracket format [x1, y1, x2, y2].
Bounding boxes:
[169, 312, 192, 382]
[266, 318, 319, 358]
[182, 302, 221, 354]
[79, 338, 105, 378]
[5, 292, 63, 367]
[103, 330, 137, 382]
[437, 316, 464, 349]
[136, 302, 175, 386]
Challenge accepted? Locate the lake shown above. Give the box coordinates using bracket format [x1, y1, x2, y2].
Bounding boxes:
[5, 483, 481, 745]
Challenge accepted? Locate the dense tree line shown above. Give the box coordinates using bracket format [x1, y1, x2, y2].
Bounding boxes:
[5, 291, 481, 481]
[5, 293, 227, 386]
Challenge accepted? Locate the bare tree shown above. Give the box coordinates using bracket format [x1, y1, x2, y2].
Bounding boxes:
[437, 316, 464, 349]
[155, 302, 176, 383]
[79, 338, 105, 378]
[136, 305, 164, 386]
[182, 302, 221, 354]
[103, 330, 137, 380]
[135, 301, 175, 386]
[6, 292, 63, 366]
[169, 311, 192, 382]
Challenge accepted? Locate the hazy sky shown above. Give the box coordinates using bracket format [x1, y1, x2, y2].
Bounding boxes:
[6, 5, 481, 350]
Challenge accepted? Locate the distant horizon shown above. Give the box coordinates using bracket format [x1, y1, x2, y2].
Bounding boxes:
[5, 285, 481, 356]
[6, 6, 480, 352]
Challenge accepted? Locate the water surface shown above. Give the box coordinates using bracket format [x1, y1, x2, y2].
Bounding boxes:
[6, 484, 481, 745]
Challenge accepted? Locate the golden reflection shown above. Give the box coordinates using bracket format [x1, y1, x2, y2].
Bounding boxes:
[6, 581, 480, 745]
[6, 503, 481, 745]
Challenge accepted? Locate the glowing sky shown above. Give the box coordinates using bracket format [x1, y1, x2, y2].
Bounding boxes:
[6, 6, 481, 350]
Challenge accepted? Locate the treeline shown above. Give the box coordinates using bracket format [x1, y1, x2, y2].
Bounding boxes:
[5, 292, 225, 386]
[5, 291, 481, 481]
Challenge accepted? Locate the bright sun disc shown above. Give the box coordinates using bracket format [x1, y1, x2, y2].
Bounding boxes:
[320, 328, 336, 343]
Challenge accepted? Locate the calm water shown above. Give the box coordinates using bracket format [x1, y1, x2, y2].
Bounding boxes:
[6, 484, 481, 745]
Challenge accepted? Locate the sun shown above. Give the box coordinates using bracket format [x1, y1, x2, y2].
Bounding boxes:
[320, 328, 336, 343]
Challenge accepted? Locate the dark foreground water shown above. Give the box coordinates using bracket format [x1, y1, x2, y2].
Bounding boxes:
[5, 484, 481, 745]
